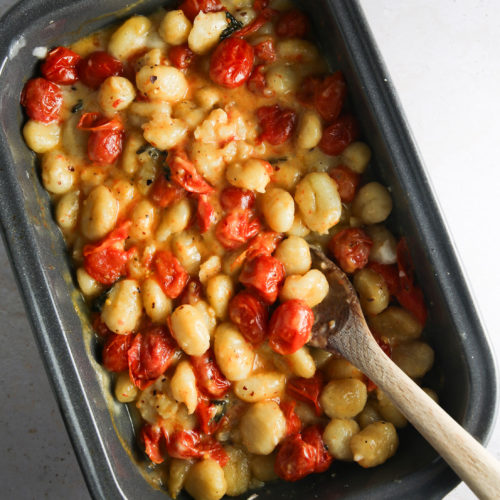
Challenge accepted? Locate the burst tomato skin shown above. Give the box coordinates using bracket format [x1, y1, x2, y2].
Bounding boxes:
[215, 210, 261, 250]
[269, 299, 314, 354]
[287, 372, 324, 416]
[21, 78, 62, 123]
[276, 9, 309, 38]
[281, 400, 302, 436]
[302, 425, 333, 473]
[275, 433, 317, 481]
[254, 38, 276, 62]
[329, 165, 360, 203]
[41, 47, 81, 84]
[220, 187, 255, 211]
[191, 350, 231, 398]
[179, 0, 223, 21]
[150, 175, 186, 208]
[102, 333, 134, 372]
[296, 75, 321, 106]
[77, 51, 123, 89]
[196, 194, 216, 233]
[128, 326, 178, 389]
[169, 44, 194, 69]
[141, 424, 164, 464]
[247, 64, 269, 96]
[314, 71, 347, 123]
[239, 255, 285, 304]
[210, 38, 254, 88]
[257, 105, 297, 145]
[169, 148, 213, 194]
[228, 290, 268, 344]
[178, 278, 203, 305]
[319, 114, 359, 156]
[328, 227, 373, 274]
[153, 250, 189, 299]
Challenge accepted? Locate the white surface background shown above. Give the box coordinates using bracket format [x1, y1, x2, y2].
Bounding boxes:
[0, 1, 498, 498]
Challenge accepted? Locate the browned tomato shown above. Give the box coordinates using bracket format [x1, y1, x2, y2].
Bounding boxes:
[239, 254, 285, 304]
[275, 433, 317, 481]
[287, 372, 324, 416]
[191, 350, 231, 398]
[314, 71, 346, 123]
[257, 104, 296, 145]
[101, 333, 134, 372]
[329, 165, 360, 203]
[276, 9, 309, 38]
[319, 114, 359, 156]
[281, 400, 302, 436]
[150, 174, 186, 209]
[168, 44, 195, 69]
[215, 210, 261, 250]
[77, 51, 123, 89]
[229, 290, 268, 344]
[153, 250, 189, 299]
[328, 227, 373, 274]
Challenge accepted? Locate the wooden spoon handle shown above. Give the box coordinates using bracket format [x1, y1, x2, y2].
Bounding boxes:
[340, 331, 500, 499]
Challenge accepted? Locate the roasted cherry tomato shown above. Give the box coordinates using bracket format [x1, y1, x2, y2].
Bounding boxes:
[244, 231, 283, 261]
[195, 194, 216, 233]
[319, 114, 359, 156]
[253, 0, 269, 10]
[328, 227, 373, 274]
[329, 165, 360, 203]
[178, 278, 203, 306]
[165, 429, 229, 466]
[229, 290, 268, 344]
[215, 210, 261, 250]
[314, 71, 347, 123]
[83, 221, 132, 284]
[150, 174, 186, 208]
[168, 44, 195, 69]
[275, 433, 317, 481]
[77, 51, 123, 89]
[220, 187, 255, 211]
[128, 325, 178, 389]
[92, 314, 113, 338]
[141, 424, 164, 464]
[21, 78, 62, 123]
[254, 38, 276, 62]
[276, 9, 309, 38]
[368, 262, 400, 296]
[296, 75, 322, 107]
[302, 425, 333, 473]
[41, 46, 81, 85]
[247, 64, 270, 96]
[102, 333, 134, 372]
[209, 37, 254, 88]
[239, 254, 285, 304]
[257, 105, 296, 145]
[196, 396, 226, 435]
[269, 299, 314, 354]
[191, 349, 231, 398]
[153, 250, 189, 299]
[179, 0, 223, 21]
[169, 148, 213, 194]
[287, 372, 324, 416]
[281, 400, 302, 436]
[77, 112, 125, 164]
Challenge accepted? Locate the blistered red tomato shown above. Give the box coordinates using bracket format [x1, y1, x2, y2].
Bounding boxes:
[215, 210, 261, 250]
[254, 38, 276, 62]
[329, 165, 360, 203]
[195, 194, 215, 233]
[269, 299, 314, 354]
[77, 51, 123, 89]
[191, 350, 231, 398]
[196, 396, 226, 435]
[209, 37, 254, 88]
[178, 278, 203, 306]
[296, 75, 322, 106]
[302, 425, 333, 473]
[220, 187, 255, 211]
[169, 44, 194, 69]
[83, 221, 133, 285]
[257, 105, 296, 145]
[244, 231, 283, 261]
[287, 372, 324, 416]
[328, 228, 373, 274]
[281, 400, 302, 436]
[179, 0, 223, 21]
[153, 250, 189, 299]
[150, 174, 186, 208]
[229, 290, 268, 344]
[314, 71, 347, 123]
[169, 148, 213, 194]
[276, 9, 309, 38]
[128, 325, 178, 389]
[368, 262, 400, 296]
[141, 424, 164, 464]
[239, 255, 285, 304]
[21, 78, 62, 123]
[247, 64, 269, 96]
[319, 114, 359, 156]
[275, 433, 317, 481]
[41, 47, 81, 84]
[102, 333, 134, 372]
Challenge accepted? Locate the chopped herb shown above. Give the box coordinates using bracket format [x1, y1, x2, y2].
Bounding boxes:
[146, 179, 153, 186]
[268, 157, 288, 164]
[211, 399, 228, 423]
[220, 11, 243, 40]
[136, 144, 167, 161]
[71, 99, 83, 113]
[163, 165, 171, 181]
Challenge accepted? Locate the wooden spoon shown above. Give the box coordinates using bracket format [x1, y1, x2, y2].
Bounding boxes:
[309, 245, 500, 499]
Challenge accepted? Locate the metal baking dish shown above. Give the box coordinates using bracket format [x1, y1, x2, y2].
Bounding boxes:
[0, 0, 496, 498]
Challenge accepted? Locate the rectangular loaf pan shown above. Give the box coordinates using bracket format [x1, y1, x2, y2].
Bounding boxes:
[0, 0, 497, 499]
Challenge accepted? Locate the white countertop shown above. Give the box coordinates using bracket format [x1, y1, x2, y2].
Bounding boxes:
[0, 1, 498, 498]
